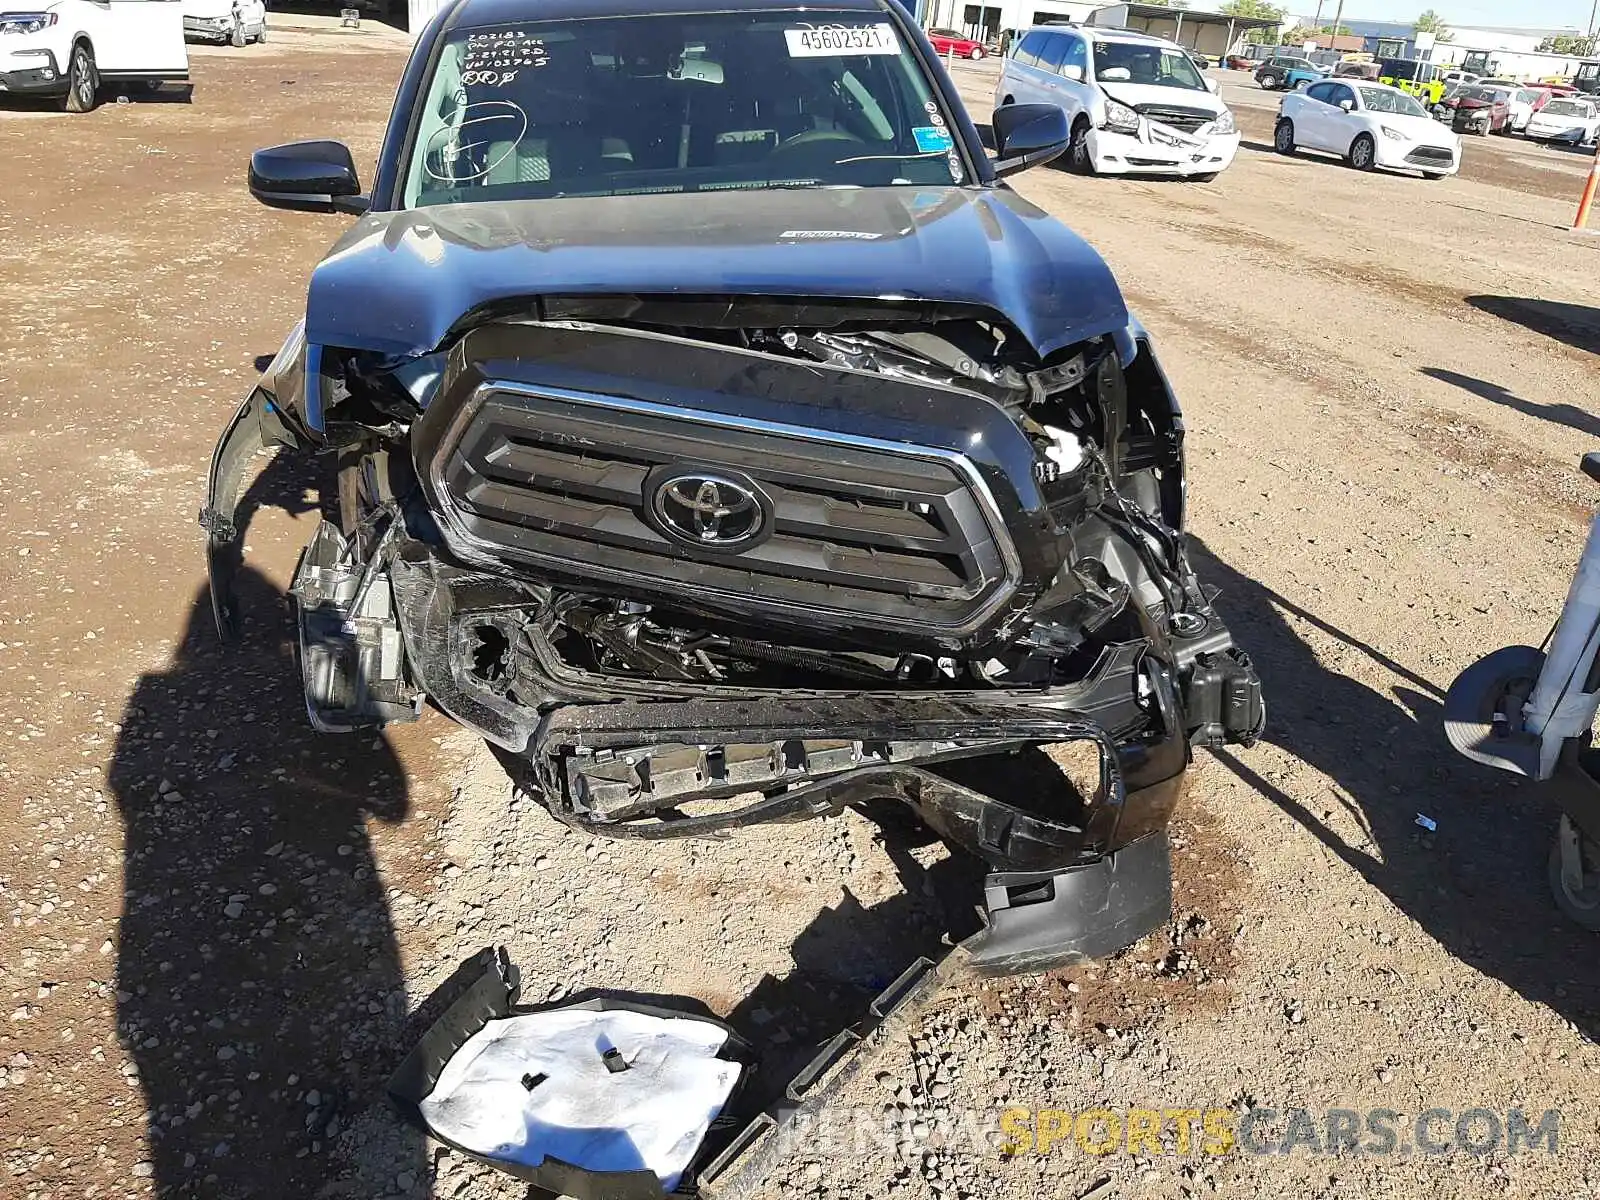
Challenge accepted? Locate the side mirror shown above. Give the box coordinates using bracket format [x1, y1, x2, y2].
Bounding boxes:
[1204, 77, 1219, 94]
[1060, 64, 1084, 81]
[249, 140, 368, 215]
[1339, 99, 1354, 111]
[990, 102, 1071, 177]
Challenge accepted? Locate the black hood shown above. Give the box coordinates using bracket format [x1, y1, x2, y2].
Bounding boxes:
[302, 187, 1130, 360]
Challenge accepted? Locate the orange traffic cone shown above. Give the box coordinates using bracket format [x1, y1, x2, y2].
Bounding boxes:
[1576, 142, 1600, 231]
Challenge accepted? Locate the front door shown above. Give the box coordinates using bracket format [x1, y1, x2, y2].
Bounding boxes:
[1296, 81, 1341, 149]
[91, 0, 188, 75]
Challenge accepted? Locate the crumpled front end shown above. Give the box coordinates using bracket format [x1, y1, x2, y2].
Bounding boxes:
[204, 296, 1263, 974]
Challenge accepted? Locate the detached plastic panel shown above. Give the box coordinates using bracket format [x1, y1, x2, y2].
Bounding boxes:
[391, 948, 943, 1200]
[388, 949, 755, 1200]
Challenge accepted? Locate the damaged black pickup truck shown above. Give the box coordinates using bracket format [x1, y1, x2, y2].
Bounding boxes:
[205, 0, 1263, 974]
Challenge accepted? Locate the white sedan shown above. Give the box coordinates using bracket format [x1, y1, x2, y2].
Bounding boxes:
[1525, 97, 1600, 146]
[1276, 78, 1461, 179]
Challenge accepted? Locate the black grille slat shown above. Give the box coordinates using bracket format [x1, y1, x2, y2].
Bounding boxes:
[1405, 146, 1453, 164]
[481, 436, 650, 506]
[1135, 104, 1215, 133]
[461, 479, 978, 596]
[432, 388, 1015, 630]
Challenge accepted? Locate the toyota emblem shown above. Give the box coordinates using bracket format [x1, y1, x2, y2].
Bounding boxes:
[650, 470, 767, 549]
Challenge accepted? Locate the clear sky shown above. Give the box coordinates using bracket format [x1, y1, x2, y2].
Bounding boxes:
[1309, 0, 1598, 30]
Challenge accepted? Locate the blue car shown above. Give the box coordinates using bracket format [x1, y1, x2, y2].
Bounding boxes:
[1256, 55, 1325, 90]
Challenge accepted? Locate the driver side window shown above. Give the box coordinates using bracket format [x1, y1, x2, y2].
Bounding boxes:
[1013, 31, 1047, 68]
[1305, 81, 1336, 104]
[1059, 35, 1086, 78]
[1035, 34, 1070, 74]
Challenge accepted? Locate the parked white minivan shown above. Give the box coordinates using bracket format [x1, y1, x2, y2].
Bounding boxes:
[994, 25, 1239, 179]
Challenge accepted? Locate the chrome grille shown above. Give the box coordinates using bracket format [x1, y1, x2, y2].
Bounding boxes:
[428, 385, 1019, 635]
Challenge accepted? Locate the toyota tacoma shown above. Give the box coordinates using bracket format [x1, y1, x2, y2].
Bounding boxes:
[205, 0, 1263, 975]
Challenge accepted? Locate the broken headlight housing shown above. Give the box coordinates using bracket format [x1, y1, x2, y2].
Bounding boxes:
[1103, 97, 1140, 134]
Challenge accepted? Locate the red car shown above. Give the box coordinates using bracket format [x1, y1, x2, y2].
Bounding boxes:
[1451, 85, 1513, 135]
[926, 27, 986, 59]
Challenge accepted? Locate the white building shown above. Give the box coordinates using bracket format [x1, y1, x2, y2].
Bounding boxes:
[926, 0, 1280, 55]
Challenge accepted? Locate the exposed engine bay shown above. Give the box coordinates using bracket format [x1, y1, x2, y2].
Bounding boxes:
[205, 294, 1263, 974]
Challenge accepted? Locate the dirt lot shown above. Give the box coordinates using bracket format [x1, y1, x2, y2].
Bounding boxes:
[3, 37, 1600, 1200]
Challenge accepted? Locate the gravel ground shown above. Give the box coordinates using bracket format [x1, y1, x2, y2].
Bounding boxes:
[3, 41, 1600, 1200]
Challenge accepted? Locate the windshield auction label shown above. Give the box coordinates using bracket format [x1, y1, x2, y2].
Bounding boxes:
[784, 23, 898, 56]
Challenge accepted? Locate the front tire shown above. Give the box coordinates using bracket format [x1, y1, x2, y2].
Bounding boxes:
[1067, 117, 1096, 175]
[1347, 132, 1376, 170]
[1273, 117, 1296, 154]
[1258, 73, 1280, 90]
[230, 18, 247, 47]
[970, 45, 984, 60]
[62, 41, 97, 113]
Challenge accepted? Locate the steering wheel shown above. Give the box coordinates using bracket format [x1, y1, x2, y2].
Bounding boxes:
[775, 129, 865, 151]
[765, 129, 867, 173]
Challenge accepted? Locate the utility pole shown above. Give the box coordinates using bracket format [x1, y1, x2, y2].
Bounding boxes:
[1311, 0, 1325, 35]
[1329, 0, 1344, 43]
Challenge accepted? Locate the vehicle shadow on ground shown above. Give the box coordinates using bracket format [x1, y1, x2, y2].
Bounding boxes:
[1194, 537, 1600, 1037]
[1421, 365, 1600, 439]
[1465, 295, 1600, 356]
[108, 455, 426, 1197]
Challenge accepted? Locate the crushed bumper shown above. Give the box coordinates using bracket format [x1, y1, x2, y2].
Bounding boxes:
[1088, 128, 1239, 176]
[374, 545, 1236, 971]
[183, 15, 234, 39]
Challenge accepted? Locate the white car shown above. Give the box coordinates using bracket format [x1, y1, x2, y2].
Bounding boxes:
[181, 0, 264, 45]
[1276, 78, 1460, 178]
[1525, 97, 1600, 146]
[0, 0, 187, 112]
[995, 25, 1239, 180]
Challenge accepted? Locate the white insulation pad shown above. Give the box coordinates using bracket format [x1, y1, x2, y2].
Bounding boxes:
[419, 1007, 742, 1191]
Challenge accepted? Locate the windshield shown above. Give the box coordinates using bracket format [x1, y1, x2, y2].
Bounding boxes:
[1542, 99, 1591, 117]
[1093, 40, 1206, 90]
[1356, 86, 1428, 117]
[401, 11, 963, 208]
